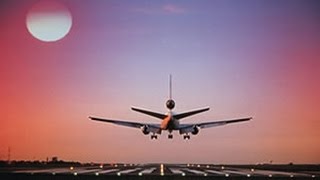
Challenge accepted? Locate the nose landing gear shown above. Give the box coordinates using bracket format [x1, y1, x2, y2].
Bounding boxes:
[183, 134, 190, 140]
[168, 134, 173, 139]
[151, 134, 158, 140]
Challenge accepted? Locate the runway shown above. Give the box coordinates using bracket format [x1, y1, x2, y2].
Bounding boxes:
[2, 163, 319, 179]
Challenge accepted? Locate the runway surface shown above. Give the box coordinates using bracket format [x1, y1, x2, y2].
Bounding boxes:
[2, 163, 319, 179]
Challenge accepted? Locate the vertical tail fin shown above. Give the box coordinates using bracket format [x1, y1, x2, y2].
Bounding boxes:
[166, 74, 175, 110]
[169, 74, 172, 99]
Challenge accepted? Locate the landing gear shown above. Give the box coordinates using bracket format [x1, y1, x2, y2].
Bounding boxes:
[183, 134, 190, 140]
[168, 134, 173, 139]
[151, 134, 158, 140]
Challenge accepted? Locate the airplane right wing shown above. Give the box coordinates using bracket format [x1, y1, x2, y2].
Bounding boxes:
[197, 117, 252, 129]
[89, 116, 162, 134]
[179, 117, 252, 134]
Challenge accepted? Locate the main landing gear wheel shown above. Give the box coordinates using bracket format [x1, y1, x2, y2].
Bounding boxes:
[151, 134, 157, 140]
[168, 134, 173, 139]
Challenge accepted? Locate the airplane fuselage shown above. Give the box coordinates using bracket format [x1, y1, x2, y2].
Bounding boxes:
[160, 112, 179, 131]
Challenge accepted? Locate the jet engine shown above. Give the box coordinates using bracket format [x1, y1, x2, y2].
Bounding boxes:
[166, 99, 175, 110]
[191, 125, 200, 135]
[141, 125, 150, 135]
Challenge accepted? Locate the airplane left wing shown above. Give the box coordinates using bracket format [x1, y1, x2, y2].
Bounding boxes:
[89, 116, 161, 134]
[197, 117, 252, 129]
[179, 117, 252, 134]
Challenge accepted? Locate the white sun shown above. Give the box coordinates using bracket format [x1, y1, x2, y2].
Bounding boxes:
[26, 0, 72, 42]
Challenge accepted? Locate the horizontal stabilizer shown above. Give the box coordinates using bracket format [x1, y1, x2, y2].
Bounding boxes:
[174, 107, 210, 120]
[131, 106, 167, 120]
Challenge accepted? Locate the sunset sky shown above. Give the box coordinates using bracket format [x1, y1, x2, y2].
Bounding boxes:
[1, 0, 319, 164]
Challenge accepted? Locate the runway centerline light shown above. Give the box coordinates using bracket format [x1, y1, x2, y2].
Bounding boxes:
[247, 174, 251, 177]
[182, 173, 185, 176]
[160, 163, 164, 175]
[225, 173, 229, 177]
[117, 172, 121, 176]
[138, 172, 143, 176]
[95, 172, 99, 176]
[70, 166, 74, 170]
[73, 172, 77, 176]
[269, 174, 272, 177]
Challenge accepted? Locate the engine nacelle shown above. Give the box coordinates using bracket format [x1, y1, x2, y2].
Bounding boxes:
[191, 125, 200, 135]
[166, 99, 175, 110]
[141, 125, 150, 135]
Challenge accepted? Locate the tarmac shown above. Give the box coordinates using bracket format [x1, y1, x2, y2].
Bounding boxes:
[1, 163, 319, 179]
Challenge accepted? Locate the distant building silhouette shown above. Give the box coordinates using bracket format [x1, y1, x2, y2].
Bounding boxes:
[51, 157, 58, 163]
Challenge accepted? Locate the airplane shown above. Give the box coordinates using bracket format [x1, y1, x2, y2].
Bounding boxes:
[89, 75, 252, 140]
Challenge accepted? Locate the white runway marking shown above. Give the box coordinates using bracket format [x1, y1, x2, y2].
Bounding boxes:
[170, 168, 185, 175]
[223, 170, 251, 176]
[183, 168, 207, 175]
[51, 168, 76, 174]
[205, 169, 227, 175]
[303, 171, 320, 175]
[14, 169, 52, 174]
[98, 168, 119, 174]
[226, 168, 312, 177]
[139, 167, 156, 175]
[117, 168, 141, 174]
[252, 170, 311, 177]
[15, 168, 71, 174]
[74, 169, 100, 174]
